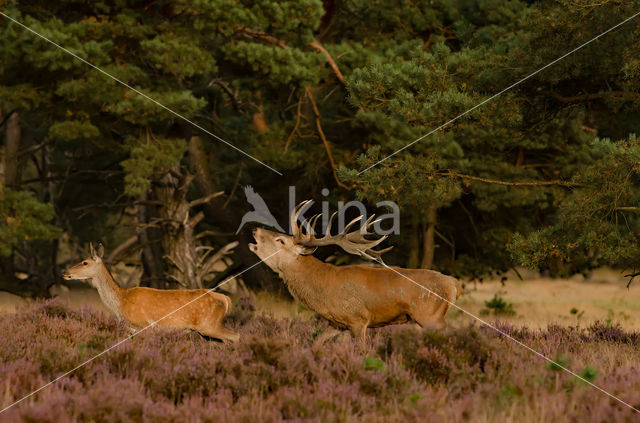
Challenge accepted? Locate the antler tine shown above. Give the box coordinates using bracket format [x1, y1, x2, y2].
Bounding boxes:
[303, 215, 315, 237]
[362, 214, 378, 235]
[326, 211, 338, 234]
[309, 213, 322, 235]
[291, 201, 392, 262]
[291, 200, 314, 241]
[343, 215, 365, 233]
[360, 245, 394, 263]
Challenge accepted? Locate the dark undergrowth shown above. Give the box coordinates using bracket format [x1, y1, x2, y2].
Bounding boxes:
[1, 298, 639, 422]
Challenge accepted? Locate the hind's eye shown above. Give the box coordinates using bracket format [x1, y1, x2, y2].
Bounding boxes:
[277, 239, 285, 245]
[83, 262, 88, 266]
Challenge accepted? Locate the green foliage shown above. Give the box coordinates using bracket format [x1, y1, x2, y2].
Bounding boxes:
[0, 190, 60, 256]
[508, 135, 640, 274]
[121, 137, 187, 196]
[482, 294, 516, 316]
[578, 365, 599, 384]
[570, 308, 584, 319]
[547, 353, 569, 372]
[49, 119, 100, 141]
[3, 0, 640, 284]
[364, 356, 385, 371]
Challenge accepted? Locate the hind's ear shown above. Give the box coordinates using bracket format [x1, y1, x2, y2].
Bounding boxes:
[89, 242, 96, 257]
[96, 243, 104, 259]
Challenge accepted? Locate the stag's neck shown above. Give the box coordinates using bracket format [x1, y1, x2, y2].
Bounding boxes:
[279, 256, 334, 311]
[92, 263, 125, 318]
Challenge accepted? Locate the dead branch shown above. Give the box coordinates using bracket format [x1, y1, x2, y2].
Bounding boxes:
[625, 271, 640, 289]
[195, 230, 235, 239]
[223, 165, 243, 209]
[188, 191, 224, 208]
[106, 235, 139, 264]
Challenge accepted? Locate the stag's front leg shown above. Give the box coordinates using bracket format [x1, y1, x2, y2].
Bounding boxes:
[348, 320, 369, 343]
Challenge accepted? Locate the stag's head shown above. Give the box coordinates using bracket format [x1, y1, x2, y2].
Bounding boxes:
[62, 243, 104, 283]
[249, 200, 392, 272]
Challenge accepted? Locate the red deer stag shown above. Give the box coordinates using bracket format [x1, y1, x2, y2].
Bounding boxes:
[249, 200, 462, 341]
[62, 243, 239, 342]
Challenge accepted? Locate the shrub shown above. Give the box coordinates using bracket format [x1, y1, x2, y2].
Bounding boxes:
[1, 300, 640, 422]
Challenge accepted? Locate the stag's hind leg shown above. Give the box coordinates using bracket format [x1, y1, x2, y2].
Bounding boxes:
[411, 284, 458, 330]
[410, 302, 449, 330]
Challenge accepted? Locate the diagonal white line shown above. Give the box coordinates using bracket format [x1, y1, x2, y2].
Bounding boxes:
[358, 10, 640, 175]
[0, 11, 282, 176]
[362, 251, 640, 414]
[0, 249, 281, 414]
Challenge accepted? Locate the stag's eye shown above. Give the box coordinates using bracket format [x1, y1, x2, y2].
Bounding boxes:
[277, 239, 285, 245]
[83, 262, 88, 266]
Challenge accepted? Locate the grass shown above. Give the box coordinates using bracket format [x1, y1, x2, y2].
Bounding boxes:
[0, 298, 640, 422]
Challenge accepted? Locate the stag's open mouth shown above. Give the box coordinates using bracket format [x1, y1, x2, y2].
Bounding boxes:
[248, 243, 257, 252]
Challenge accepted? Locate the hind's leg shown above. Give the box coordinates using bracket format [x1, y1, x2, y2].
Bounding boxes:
[199, 313, 239, 343]
[199, 325, 240, 343]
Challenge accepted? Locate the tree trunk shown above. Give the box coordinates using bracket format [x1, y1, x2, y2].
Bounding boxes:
[188, 136, 283, 294]
[4, 111, 20, 188]
[154, 171, 202, 289]
[420, 205, 437, 269]
[137, 192, 165, 289]
[407, 214, 420, 268]
[0, 111, 20, 292]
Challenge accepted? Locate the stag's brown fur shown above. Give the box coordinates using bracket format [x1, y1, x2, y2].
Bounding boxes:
[250, 228, 461, 340]
[63, 246, 238, 342]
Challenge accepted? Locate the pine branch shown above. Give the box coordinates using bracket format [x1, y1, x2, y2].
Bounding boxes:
[549, 90, 640, 103]
[309, 40, 346, 86]
[305, 87, 350, 189]
[444, 172, 580, 187]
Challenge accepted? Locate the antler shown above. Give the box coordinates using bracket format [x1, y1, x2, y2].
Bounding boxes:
[290, 200, 393, 262]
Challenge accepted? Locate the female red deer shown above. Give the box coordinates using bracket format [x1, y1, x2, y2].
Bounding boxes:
[249, 200, 462, 341]
[63, 243, 239, 342]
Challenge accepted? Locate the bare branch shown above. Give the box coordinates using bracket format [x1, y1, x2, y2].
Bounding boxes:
[615, 207, 640, 213]
[106, 235, 139, 264]
[309, 40, 346, 85]
[223, 165, 243, 209]
[305, 88, 349, 189]
[285, 94, 304, 152]
[444, 171, 580, 187]
[188, 191, 224, 208]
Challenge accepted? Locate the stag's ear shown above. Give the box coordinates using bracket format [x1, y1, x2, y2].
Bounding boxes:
[294, 244, 317, 255]
[96, 243, 104, 259]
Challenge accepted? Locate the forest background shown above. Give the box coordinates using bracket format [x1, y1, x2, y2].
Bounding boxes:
[1, 0, 640, 296]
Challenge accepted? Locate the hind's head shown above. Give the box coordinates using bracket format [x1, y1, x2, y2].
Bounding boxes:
[62, 243, 104, 283]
